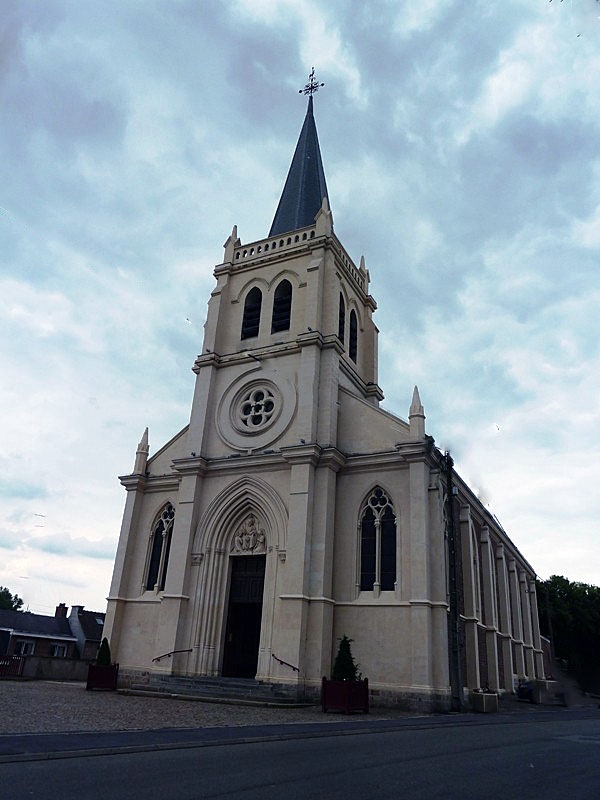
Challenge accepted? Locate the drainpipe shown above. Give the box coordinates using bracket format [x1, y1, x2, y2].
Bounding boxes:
[442, 450, 463, 711]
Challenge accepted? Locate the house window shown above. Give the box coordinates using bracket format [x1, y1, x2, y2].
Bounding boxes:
[146, 503, 175, 591]
[50, 643, 67, 658]
[338, 294, 345, 343]
[349, 309, 358, 363]
[241, 287, 262, 339]
[14, 639, 35, 656]
[360, 488, 396, 592]
[271, 279, 292, 333]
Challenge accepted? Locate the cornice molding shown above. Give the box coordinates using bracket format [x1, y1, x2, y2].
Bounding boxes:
[279, 442, 322, 466]
[143, 474, 180, 492]
[192, 352, 221, 372]
[317, 446, 347, 472]
[118, 473, 148, 491]
[341, 450, 407, 472]
[205, 452, 289, 472]
[171, 456, 208, 477]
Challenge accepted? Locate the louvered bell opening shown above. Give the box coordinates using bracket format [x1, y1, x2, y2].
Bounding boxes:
[271, 280, 292, 333]
[241, 287, 262, 339]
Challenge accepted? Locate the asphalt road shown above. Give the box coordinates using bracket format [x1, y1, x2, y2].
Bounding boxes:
[3, 711, 599, 800]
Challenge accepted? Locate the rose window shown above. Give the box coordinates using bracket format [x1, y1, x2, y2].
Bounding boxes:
[237, 386, 278, 430]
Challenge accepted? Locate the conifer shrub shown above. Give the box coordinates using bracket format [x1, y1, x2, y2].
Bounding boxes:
[332, 635, 360, 681]
[96, 637, 112, 666]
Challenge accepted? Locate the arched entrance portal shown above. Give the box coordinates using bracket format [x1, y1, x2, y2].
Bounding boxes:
[221, 514, 267, 678]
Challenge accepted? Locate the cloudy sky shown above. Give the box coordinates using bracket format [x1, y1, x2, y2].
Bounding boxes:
[2, 0, 599, 615]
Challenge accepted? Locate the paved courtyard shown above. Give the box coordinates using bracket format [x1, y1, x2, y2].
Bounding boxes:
[3, 679, 596, 736]
[0, 680, 415, 734]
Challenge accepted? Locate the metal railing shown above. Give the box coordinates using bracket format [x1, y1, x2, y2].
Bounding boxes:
[152, 648, 193, 663]
[271, 653, 299, 672]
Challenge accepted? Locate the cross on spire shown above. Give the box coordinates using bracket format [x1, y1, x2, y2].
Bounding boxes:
[299, 67, 324, 97]
[270, 72, 329, 236]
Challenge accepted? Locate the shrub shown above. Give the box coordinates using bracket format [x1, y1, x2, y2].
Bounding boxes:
[332, 635, 360, 681]
[96, 637, 112, 666]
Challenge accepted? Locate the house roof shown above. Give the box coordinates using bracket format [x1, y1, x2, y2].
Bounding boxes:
[0, 609, 76, 640]
[269, 95, 330, 237]
[76, 609, 105, 641]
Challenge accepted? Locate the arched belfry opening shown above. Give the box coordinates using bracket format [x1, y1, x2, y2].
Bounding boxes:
[222, 513, 268, 678]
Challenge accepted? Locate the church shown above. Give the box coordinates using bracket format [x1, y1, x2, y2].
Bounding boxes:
[103, 75, 545, 710]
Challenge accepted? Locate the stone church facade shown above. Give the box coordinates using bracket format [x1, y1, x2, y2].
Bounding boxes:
[104, 91, 545, 710]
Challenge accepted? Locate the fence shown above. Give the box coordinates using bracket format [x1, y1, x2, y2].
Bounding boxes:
[0, 655, 25, 678]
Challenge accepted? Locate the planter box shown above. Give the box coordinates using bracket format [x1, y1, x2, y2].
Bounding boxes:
[86, 663, 119, 691]
[321, 677, 369, 714]
[470, 691, 498, 713]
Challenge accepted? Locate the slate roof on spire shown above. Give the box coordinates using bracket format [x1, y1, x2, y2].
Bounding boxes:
[269, 96, 330, 237]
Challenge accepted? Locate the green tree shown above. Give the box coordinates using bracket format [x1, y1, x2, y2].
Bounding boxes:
[332, 635, 360, 681]
[537, 575, 600, 692]
[0, 586, 23, 611]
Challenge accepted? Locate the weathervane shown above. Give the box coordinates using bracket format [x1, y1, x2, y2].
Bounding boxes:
[299, 67, 324, 96]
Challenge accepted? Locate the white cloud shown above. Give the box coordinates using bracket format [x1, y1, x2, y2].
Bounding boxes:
[572, 202, 600, 248]
[457, 10, 600, 143]
[233, 0, 364, 105]
[392, 0, 454, 38]
[1, 0, 599, 616]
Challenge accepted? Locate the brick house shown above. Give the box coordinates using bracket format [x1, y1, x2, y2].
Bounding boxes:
[0, 604, 77, 659]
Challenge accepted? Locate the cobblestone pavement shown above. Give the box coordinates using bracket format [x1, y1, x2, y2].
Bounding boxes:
[0, 680, 415, 735]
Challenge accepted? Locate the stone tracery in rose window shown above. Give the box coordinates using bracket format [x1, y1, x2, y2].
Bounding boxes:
[237, 386, 278, 431]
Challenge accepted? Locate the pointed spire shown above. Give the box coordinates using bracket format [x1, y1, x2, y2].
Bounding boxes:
[315, 195, 333, 236]
[269, 95, 330, 237]
[409, 387, 426, 439]
[223, 224, 240, 263]
[134, 427, 149, 474]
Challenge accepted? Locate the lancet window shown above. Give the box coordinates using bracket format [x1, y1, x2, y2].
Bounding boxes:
[349, 309, 358, 363]
[359, 488, 396, 592]
[241, 287, 262, 339]
[271, 279, 292, 333]
[338, 293, 345, 343]
[146, 503, 175, 591]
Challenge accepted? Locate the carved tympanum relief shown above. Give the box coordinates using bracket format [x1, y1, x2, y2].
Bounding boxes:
[231, 514, 267, 555]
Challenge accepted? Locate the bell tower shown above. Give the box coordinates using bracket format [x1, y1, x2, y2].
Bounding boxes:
[187, 72, 383, 461]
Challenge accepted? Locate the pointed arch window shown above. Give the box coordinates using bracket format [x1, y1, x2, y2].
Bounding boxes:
[349, 309, 358, 363]
[146, 503, 175, 591]
[271, 279, 292, 333]
[360, 488, 396, 592]
[241, 287, 262, 339]
[338, 294, 345, 344]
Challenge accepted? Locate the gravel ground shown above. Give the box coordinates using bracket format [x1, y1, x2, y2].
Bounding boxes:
[0, 680, 415, 734]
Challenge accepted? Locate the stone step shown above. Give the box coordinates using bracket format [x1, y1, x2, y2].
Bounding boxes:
[123, 687, 309, 708]
[150, 675, 293, 696]
[124, 675, 309, 707]
[152, 675, 269, 690]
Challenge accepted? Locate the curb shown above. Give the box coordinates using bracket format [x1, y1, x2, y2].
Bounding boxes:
[3, 706, 596, 765]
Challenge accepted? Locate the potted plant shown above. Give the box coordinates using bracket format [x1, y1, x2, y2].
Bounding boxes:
[321, 635, 369, 714]
[470, 685, 499, 713]
[86, 637, 119, 690]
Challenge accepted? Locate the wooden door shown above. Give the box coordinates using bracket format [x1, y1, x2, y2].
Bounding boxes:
[222, 555, 266, 678]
